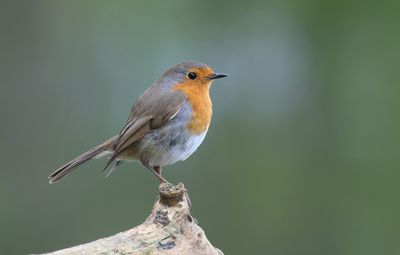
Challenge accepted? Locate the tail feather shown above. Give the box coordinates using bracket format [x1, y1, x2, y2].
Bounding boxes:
[48, 136, 117, 183]
[104, 160, 123, 178]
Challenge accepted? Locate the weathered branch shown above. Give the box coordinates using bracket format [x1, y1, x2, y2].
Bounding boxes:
[40, 183, 223, 255]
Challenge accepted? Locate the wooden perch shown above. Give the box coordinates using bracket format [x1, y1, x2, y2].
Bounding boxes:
[40, 183, 223, 255]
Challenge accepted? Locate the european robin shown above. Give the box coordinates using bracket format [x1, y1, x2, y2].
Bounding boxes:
[49, 61, 227, 183]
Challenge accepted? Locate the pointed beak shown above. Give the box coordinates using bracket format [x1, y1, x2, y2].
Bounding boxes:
[206, 73, 228, 80]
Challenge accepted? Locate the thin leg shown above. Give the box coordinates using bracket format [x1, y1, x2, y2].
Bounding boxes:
[140, 161, 168, 183]
[154, 165, 162, 175]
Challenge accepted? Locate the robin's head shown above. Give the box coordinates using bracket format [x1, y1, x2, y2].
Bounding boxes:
[161, 61, 227, 88]
[162, 61, 226, 134]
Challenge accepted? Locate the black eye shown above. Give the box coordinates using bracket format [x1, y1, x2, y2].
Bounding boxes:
[187, 72, 197, 80]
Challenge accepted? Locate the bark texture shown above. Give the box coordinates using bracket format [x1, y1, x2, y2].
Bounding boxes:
[40, 183, 223, 255]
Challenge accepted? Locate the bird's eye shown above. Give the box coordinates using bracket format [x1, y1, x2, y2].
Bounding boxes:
[187, 72, 197, 80]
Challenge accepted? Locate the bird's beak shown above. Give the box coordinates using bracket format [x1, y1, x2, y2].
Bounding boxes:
[206, 73, 228, 80]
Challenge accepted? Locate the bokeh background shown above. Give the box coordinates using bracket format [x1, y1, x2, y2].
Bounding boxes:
[1, 1, 399, 254]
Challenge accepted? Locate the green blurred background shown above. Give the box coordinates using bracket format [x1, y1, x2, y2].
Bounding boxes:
[1, 1, 399, 254]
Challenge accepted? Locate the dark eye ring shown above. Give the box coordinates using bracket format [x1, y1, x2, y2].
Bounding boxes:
[187, 72, 197, 80]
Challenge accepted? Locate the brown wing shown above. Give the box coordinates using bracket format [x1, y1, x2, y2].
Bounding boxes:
[103, 88, 186, 171]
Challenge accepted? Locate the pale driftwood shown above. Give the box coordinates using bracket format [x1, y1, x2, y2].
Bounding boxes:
[40, 183, 223, 255]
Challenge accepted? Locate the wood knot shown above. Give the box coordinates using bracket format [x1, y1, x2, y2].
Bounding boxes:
[153, 210, 170, 226]
[157, 235, 176, 250]
[159, 182, 185, 206]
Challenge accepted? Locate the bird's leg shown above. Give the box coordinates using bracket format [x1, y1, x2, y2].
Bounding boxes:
[154, 165, 162, 175]
[151, 166, 168, 183]
[140, 161, 168, 183]
[153, 165, 168, 183]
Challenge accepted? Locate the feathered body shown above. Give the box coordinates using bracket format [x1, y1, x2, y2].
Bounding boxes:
[49, 61, 226, 183]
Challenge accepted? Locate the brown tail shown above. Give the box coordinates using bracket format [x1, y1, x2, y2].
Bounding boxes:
[48, 136, 117, 184]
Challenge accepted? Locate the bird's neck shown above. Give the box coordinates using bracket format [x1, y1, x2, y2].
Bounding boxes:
[173, 83, 212, 134]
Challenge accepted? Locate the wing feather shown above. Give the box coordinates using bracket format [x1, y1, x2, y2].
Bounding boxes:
[103, 89, 186, 172]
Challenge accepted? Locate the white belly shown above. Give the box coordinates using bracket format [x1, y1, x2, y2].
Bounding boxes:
[139, 128, 208, 167]
[162, 130, 208, 165]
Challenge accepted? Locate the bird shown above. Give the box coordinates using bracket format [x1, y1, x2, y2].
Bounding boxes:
[48, 61, 227, 184]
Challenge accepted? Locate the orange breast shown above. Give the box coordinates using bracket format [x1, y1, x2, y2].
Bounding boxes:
[173, 83, 212, 134]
